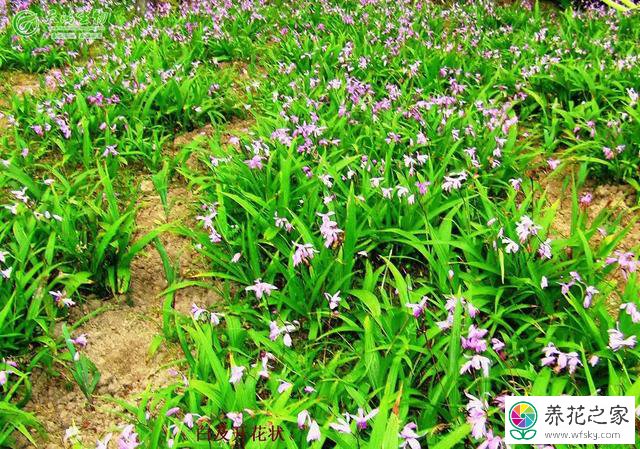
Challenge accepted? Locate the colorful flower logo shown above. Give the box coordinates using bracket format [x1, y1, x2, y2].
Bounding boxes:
[509, 401, 537, 440]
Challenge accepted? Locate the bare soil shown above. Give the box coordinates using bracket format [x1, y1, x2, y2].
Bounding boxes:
[20, 179, 221, 448]
[539, 169, 640, 312]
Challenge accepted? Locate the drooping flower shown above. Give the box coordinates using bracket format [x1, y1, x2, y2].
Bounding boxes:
[620, 303, 640, 323]
[307, 420, 321, 442]
[317, 212, 343, 248]
[117, 425, 140, 449]
[298, 410, 310, 429]
[583, 286, 599, 308]
[269, 321, 298, 347]
[277, 380, 293, 393]
[64, 426, 80, 444]
[292, 242, 318, 266]
[442, 171, 467, 192]
[166, 407, 180, 417]
[95, 433, 112, 449]
[477, 430, 504, 449]
[461, 325, 488, 353]
[50, 290, 75, 307]
[465, 393, 488, 439]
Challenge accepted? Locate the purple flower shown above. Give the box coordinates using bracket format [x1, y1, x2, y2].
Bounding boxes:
[244, 155, 264, 170]
[350, 407, 378, 430]
[405, 296, 428, 318]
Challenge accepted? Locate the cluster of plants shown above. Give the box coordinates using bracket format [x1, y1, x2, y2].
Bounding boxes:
[0, 0, 639, 448]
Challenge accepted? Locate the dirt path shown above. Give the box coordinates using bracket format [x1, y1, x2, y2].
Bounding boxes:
[21, 176, 218, 448]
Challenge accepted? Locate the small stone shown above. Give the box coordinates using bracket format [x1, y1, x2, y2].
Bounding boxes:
[140, 179, 154, 193]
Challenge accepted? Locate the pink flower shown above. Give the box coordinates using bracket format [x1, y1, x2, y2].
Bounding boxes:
[329, 415, 352, 434]
[298, 410, 310, 429]
[325, 291, 341, 310]
[583, 286, 598, 308]
[317, 212, 343, 248]
[229, 365, 245, 384]
[547, 158, 560, 170]
[50, 290, 75, 307]
[166, 407, 180, 417]
[461, 325, 488, 353]
[460, 355, 491, 377]
[465, 393, 488, 439]
[96, 433, 112, 449]
[491, 338, 505, 352]
[579, 192, 593, 208]
[515, 216, 541, 243]
[608, 328, 636, 351]
[227, 412, 243, 428]
[442, 171, 467, 192]
[269, 321, 297, 346]
[477, 430, 503, 449]
[399, 422, 422, 449]
[102, 145, 119, 157]
[71, 334, 88, 348]
[117, 425, 140, 449]
[620, 303, 640, 323]
[292, 242, 318, 266]
[244, 155, 264, 170]
[192, 303, 207, 320]
[277, 380, 292, 393]
[245, 279, 278, 299]
[307, 420, 321, 442]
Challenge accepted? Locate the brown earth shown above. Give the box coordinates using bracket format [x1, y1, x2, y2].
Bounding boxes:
[20, 176, 222, 448]
[539, 168, 640, 312]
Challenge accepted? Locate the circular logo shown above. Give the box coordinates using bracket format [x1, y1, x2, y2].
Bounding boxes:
[12, 10, 41, 38]
[509, 401, 537, 440]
